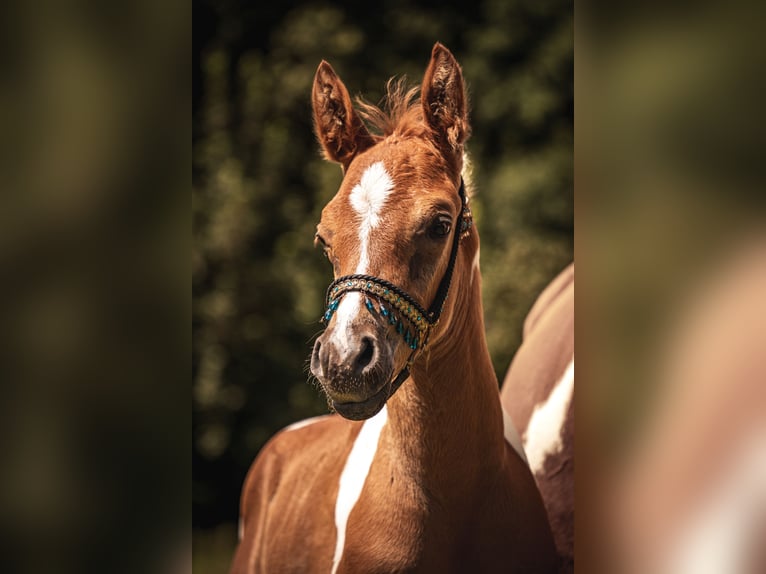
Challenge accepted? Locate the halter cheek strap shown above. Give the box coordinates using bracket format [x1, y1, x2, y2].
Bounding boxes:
[321, 178, 473, 399]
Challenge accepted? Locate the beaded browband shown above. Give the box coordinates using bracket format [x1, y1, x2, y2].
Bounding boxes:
[321, 178, 473, 398]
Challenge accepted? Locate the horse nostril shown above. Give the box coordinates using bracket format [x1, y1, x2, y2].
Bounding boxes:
[354, 336, 375, 373]
[311, 339, 325, 377]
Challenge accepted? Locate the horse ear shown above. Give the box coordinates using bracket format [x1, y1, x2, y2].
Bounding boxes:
[421, 43, 469, 152]
[312, 61, 375, 169]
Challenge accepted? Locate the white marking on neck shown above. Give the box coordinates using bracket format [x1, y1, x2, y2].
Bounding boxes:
[523, 358, 574, 475]
[330, 162, 394, 345]
[502, 406, 528, 463]
[331, 406, 388, 574]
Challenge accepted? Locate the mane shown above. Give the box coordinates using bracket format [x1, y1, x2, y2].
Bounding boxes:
[355, 77, 427, 139]
[355, 77, 475, 199]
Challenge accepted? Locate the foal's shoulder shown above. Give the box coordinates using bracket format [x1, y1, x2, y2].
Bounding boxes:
[241, 414, 356, 496]
[237, 414, 357, 533]
[248, 413, 351, 472]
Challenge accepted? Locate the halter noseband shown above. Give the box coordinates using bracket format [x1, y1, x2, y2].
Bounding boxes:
[321, 178, 473, 399]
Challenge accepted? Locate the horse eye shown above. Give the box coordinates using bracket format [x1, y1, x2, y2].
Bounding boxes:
[429, 216, 452, 239]
[314, 233, 332, 259]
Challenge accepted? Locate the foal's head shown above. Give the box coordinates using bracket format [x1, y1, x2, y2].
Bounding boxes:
[309, 43, 474, 420]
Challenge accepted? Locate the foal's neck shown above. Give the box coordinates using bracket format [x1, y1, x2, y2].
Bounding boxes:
[385, 241, 506, 485]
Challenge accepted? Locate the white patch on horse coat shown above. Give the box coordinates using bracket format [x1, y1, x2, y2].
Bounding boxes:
[283, 414, 330, 433]
[523, 358, 574, 476]
[502, 405, 528, 463]
[331, 405, 388, 574]
[330, 162, 393, 349]
[349, 161, 393, 268]
[668, 428, 766, 574]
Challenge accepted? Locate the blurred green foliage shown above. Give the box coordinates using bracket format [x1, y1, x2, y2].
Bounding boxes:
[193, 0, 572, 536]
[580, 5, 766, 459]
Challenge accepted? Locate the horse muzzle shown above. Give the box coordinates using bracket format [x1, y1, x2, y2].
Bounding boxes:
[310, 320, 394, 420]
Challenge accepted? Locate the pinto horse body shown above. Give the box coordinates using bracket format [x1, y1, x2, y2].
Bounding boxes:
[501, 263, 574, 572]
[230, 44, 557, 573]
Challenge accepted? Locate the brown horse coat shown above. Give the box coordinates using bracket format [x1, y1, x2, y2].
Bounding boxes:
[501, 263, 574, 573]
[230, 43, 558, 574]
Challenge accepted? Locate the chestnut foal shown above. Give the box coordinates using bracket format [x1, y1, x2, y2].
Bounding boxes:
[230, 43, 557, 573]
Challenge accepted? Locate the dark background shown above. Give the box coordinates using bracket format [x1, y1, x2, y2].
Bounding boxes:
[1, 0, 762, 572]
[192, 0, 573, 569]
